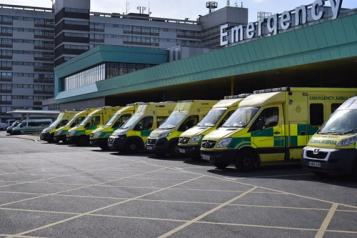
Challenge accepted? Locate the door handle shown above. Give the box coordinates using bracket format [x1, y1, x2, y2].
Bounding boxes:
[274, 131, 281, 135]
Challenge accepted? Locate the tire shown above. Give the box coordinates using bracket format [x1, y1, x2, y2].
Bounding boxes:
[214, 161, 229, 170]
[77, 136, 88, 146]
[99, 144, 110, 151]
[125, 138, 143, 154]
[235, 150, 260, 171]
[169, 142, 180, 158]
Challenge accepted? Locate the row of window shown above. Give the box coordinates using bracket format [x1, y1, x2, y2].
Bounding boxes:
[0, 83, 53, 89]
[0, 15, 53, 23]
[0, 71, 53, 78]
[64, 64, 106, 91]
[0, 49, 53, 57]
[0, 27, 54, 35]
[7, 95, 51, 100]
[90, 22, 199, 35]
[1, 61, 53, 67]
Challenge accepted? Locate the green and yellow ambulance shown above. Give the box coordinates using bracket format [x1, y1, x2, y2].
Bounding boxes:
[40, 111, 77, 143]
[67, 106, 120, 146]
[200, 87, 357, 170]
[146, 100, 216, 156]
[178, 95, 248, 159]
[303, 96, 357, 175]
[53, 108, 94, 144]
[108, 102, 176, 153]
[90, 105, 137, 150]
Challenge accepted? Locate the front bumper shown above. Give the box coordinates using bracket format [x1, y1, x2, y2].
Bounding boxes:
[146, 138, 169, 154]
[200, 150, 236, 165]
[178, 145, 200, 157]
[66, 135, 81, 144]
[53, 134, 66, 143]
[303, 147, 356, 175]
[91, 137, 109, 147]
[40, 132, 53, 142]
[108, 135, 126, 151]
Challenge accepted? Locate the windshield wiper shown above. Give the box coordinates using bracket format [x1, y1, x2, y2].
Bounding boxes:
[342, 129, 357, 135]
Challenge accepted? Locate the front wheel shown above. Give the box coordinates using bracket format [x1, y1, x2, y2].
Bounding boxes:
[214, 161, 230, 170]
[99, 144, 110, 151]
[235, 150, 260, 171]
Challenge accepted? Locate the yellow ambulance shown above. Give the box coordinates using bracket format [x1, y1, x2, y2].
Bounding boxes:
[303, 96, 357, 175]
[40, 111, 77, 143]
[200, 87, 357, 170]
[53, 108, 94, 144]
[177, 95, 248, 159]
[146, 100, 216, 156]
[90, 105, 137, 150]
[108, 102, 176, 153]
[67, 106, 120, 146]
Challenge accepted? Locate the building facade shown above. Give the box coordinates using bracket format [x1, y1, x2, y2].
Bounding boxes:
[0, 0, 248, 121]
[54, 6, 357, 109]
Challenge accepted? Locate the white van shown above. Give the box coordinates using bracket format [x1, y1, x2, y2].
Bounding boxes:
[11, 119, 53, 135]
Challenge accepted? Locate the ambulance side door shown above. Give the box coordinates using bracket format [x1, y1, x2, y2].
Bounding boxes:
[249, 104, 285, 163]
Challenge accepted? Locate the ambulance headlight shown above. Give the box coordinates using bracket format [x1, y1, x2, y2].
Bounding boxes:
[216, 138, 232, 148]
[190, 135, 203, 143]
[336, 135, 357, 147]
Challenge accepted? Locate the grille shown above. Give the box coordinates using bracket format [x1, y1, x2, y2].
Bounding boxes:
[306, 150, 328, 159]
[179, 137, 190, 144]
[201, 140, 216, 149]
[147, 138, 157, 145]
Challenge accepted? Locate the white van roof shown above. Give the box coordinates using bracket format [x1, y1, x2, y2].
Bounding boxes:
[338, 96, 357, 110]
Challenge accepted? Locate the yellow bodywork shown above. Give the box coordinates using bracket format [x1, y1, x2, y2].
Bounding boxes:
[201, 87, 357, 164]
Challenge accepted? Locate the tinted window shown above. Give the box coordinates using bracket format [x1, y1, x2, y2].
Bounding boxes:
[310, 104, 324, 126]
[57, 120, 68, 128]
[331, 103, 341, 114]
[250, 107, 279, 131]
[134, 116, 153, 130]
[178, 115, 199, 131]
[113, 114, 131, 129]
[157, 116, 168, 127]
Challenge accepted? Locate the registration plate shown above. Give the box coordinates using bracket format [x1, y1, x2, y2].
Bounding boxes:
[146, 145, 153, 151]
[308, 161, 322, 168]
[179, 148, 186, 154]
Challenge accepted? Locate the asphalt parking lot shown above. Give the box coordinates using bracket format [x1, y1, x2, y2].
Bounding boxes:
[0, 132, 356, 238]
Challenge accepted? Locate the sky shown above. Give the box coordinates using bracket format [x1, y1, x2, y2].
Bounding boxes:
[0, 0, 356, 21]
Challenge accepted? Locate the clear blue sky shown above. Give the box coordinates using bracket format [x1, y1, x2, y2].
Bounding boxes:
[1, 0, 356, 21]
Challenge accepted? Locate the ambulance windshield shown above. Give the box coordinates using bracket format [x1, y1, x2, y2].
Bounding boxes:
[319, 109, 357, 135]
[197, 108, 226, 127]
[222, 107, 259, 128]
[159, 112, 187, 129]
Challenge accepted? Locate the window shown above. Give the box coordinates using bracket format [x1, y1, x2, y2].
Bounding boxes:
[57, 120, 69, 128]
[178, 116, 199, 131]
[112, 114, 131, 129]
[85, 116, 101, 129]
[250, 107, 279, 131]
[310, 104, 324, 126]
[331, 103, 341, 114]
[157, 116, 168, 127]
[134, 117, 153, 131]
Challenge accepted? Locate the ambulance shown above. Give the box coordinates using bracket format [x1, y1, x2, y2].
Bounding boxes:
[53, 108, 94, 144]
[108, 102, 176, 153]
[40, 111, 77, 143]
[67, 106, 120, 146]
[200, 87, 357, 170]
[178, 95, 248, 159]
[303, 96, 357, 175]
[146, 100, 216, 156]
[90, 105, 137, 150]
